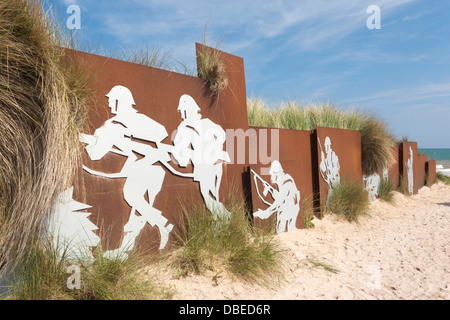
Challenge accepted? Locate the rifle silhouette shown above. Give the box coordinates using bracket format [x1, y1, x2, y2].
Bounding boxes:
[250, 169, 275, 206]
[80, 129, 194, 179]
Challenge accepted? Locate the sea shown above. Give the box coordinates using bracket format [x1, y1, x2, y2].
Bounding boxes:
[419, 148, 450, 171]
[419, 148, 450, 161]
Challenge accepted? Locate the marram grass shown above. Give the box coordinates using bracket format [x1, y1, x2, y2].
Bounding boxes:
[196, 28, 229, 98]
[327, 179, 370, 222]
[109, 45, 174, 71]
[4, 239, 172, 300]
[0, 0, 88, 268]
[436, 172, 450, 185]
[378, 178, 396, 204]
[171, 193, 285, 286]
[247, 97, 396, 176]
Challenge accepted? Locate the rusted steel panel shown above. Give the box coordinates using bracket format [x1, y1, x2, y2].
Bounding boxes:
[426, 159, 437, 186]
[418, 154, 426, 189]
[65, 44, 250, 253]
[400, 141, 419, 195]
[248, 127, 315, 233]
[315, 127, 363, 211]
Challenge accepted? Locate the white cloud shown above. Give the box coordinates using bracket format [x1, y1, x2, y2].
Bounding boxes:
[63, 0, 78, 5]
[93, 0, 416, 66]
[402, 13, 423, 21]
[341, 81, 450, 147]
[344, 82, 450, 108]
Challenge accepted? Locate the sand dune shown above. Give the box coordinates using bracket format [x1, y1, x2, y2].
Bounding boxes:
[166, 182, 450, 300]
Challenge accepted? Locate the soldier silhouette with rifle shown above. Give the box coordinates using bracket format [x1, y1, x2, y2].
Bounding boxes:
[171, 94, 231, 221]
[251, 161, 300, 234]
[80, 85, 180, 259]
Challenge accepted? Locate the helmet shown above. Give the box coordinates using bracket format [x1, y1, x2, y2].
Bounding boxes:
[106, 85, 136, 113]
[269, 160, 283, 176]
[177, 94, 201, 112]
[324, 136, 331, 148]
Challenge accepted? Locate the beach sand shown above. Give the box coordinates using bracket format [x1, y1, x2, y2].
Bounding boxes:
[158, 182, 450, 300]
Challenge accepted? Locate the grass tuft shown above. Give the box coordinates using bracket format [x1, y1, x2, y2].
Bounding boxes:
[378, 178, 396, 204]
[4, 240, 172, 300]
[171, 193, 285, 286]
[328, 179, 370, 222]
[307, 258, 340, 274]
[71, 248, 172, 300]
[302, 195, 315, 228]
[436, 172, 450, 185]
[109, 45, 174, 71]
[4, 239, 69, 300]
[196, 27, 229, 98]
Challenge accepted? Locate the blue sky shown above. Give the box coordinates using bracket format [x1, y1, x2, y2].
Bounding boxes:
[49, 0, 450, 147]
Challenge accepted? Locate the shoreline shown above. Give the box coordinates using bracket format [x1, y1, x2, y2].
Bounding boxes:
[436, 160, 450, 168]
[436, 160, 450, 176]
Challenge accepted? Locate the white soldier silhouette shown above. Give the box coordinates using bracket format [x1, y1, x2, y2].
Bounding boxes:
[171, 94, 231, 220]
[318, 136, 341, 206]
[80, 85, 175, 259]
[46, 187, 100, 265]
[364, 167, 390, 202]
[363, 173, 381, 201]
[407, 146, 414, 194]
[252, 161, 300, 234]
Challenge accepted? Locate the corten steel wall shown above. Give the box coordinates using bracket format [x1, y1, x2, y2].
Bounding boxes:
[67, 44, 250, 252]
[399, 141, 419, 195]
[418, 154, 426, 189]
[315, 127, 363, 211]
[426, 160, 437, 186]
[247, 127, 315, 231]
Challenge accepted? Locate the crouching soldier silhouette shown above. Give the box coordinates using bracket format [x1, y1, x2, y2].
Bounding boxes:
[80, 85, 174, 260]
[252, 160, 300, 234]
[171, 94, 231, 220]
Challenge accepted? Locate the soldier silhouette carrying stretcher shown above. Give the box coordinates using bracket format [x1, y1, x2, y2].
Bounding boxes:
[171, 94, 231, 221]
[80, 85, 175, 259]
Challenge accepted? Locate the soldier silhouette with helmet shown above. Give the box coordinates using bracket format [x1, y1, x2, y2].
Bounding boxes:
[171, 94, 231, 221]
[80, 85, 174, 259]
[252, 160, 300, 234]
